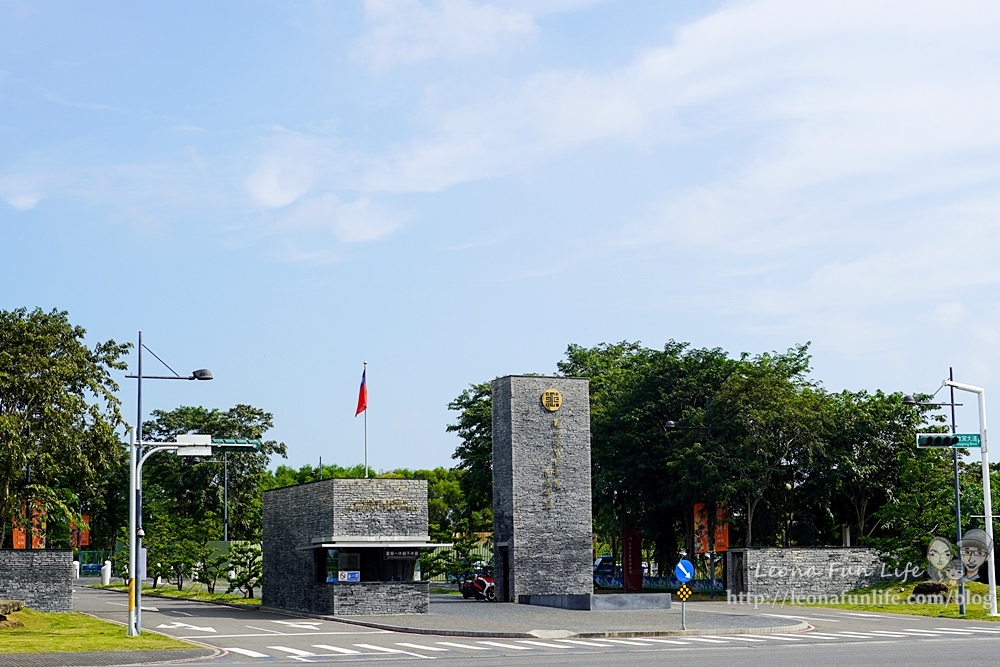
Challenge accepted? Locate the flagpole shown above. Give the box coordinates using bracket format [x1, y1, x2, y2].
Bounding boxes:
[363, 361, 368, 478]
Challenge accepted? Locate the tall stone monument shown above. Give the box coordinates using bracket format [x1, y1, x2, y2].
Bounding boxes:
[492, 375, 593, 605]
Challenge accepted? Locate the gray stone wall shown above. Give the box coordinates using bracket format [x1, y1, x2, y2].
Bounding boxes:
[0, 550, 73, 612]
[262, 478, 429, 615]
[727, 547, 895, 600]
[330, 479, 428, 540]
[492, 375, 593, 602]
[332, 582, 428, 615]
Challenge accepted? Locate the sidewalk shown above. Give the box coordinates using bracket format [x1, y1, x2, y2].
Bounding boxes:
[322, 594, 808, 638]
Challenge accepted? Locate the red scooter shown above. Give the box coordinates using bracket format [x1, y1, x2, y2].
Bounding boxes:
[460, 571, 496, 601]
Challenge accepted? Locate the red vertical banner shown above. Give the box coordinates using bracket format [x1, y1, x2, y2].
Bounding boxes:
[693, 503, 709, 554]
[70, 515, 91, 548]
[12, 520, 25, 549]
[714, 505, 729, 552]
[622, 527, 643, 592]
[12, 501, 45, 549]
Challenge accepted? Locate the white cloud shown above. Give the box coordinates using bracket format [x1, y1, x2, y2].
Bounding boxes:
[353, 0, 538, 69]
[278, 193, 408, 245]
[244, 130, 334, 209]
[0, 174, 45, 210]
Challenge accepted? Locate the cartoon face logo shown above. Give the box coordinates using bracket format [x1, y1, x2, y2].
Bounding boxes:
[945, 558, 964, 584]
[927, 537, 955, 572]
[958, 528, 994, 580]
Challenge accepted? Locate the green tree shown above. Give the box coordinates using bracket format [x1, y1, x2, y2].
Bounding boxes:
[711, 344, 824, 546]
[227, 542, 263, 598]
[0, 307, 130, 548]
[870, 447, 956, 569]
[447, 382, 493, 514]
[142, 404, 287, 541]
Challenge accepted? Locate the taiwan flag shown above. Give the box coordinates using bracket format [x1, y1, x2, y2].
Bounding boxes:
[355, 367, 368, 416]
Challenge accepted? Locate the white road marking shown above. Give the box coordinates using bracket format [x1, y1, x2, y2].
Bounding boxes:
[962, 627, 1000, 633]
[272, 620, 325, 630]
[476, 641, 533, 650]
[172, 611, 195, 617]
[311, 644, 361, 654]
[353, 644, 435, 659]
[156, 621, 216, 633]
[436, 641, 491, 651]
[105, 601, 159, 611]
[640, 638, 693, 645]
[866, 631, 914, 637]
[703, 635, 764, 642]
[836, 612, 884, 618]
[683, 637, 729, 644]
[806, 633, 846, 639]
[269, 646, 316, 657]
[557, 639, 617, 647]
[836, 632, 882, 638]
[516, 640, 571, 649]
[396, 643, 449, 652]
[741, 634, 805, 641]
[902, 629, 948, 635]
[925, 628, 976, 634]
[762, 613, 840, 623]
[600, 639, 657, 646]
[224, 648, 269, 658]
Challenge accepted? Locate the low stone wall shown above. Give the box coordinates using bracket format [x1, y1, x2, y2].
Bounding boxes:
[0, 550, 74, 612]
[333, 582, 428, 615]
[727, 547, 896, 601]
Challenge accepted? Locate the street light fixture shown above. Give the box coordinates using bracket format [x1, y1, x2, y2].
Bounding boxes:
[904, 371, 998, 617]
[123, 331, 213, 637]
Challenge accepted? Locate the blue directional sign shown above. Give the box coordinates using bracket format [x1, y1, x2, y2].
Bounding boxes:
[675, 559, 694, 583]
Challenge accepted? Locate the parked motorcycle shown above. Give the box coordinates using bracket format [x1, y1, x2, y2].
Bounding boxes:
[460, 571, 496, 601]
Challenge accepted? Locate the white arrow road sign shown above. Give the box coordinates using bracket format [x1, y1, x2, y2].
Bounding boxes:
[271, 620, 325, 630]
[156, 621, 217, 633]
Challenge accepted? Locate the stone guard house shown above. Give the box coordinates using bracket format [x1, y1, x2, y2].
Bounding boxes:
[262, 478, 447, 615]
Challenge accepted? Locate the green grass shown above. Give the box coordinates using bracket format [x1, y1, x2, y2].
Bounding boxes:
[802, 580, 1000, 621]
[96, 582, 261, 606]
[429, 587, 461, 595]
[0, 608, 196, 654]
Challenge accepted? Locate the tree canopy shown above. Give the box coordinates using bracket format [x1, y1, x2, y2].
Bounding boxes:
[0, 307, 130, 548]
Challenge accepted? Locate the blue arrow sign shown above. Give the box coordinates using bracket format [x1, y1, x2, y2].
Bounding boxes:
[675, 559, 694, 583]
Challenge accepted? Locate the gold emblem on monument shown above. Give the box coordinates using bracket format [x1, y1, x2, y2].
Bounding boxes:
[541, 388, 563, 412]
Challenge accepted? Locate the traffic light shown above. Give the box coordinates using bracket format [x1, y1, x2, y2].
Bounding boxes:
[916, 433, 960, 448]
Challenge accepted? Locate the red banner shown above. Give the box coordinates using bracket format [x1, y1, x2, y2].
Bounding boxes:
[71, 514, 91, 548]
[622, 527, 643, 592]
[12, 501, 46, 549]
[694, 503, 729, 554]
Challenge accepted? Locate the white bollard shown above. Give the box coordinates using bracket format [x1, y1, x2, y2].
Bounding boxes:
[73, 560, 80, 578]
[101, 560, 112, 586]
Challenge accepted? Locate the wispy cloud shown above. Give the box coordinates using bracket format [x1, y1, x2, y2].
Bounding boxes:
[353, 0, 538, 69]
[277, 193, 409, 245]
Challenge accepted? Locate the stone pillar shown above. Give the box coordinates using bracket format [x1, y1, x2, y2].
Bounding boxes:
[492, 375, 592, 603]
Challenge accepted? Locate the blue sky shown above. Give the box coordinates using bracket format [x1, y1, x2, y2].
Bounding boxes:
[4, 0, 1000, 472]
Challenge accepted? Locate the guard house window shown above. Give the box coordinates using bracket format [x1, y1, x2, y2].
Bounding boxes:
[315, 549, 361, 583]
[315, 548, 416, 582]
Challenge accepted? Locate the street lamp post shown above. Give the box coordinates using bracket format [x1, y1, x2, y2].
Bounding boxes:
[941, 377, 998, 617]
[124, 331, 212, 636]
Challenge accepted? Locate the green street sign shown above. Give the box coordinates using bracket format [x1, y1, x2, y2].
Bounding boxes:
[916, 433, 981, 448]
[210, 438, 263, 451]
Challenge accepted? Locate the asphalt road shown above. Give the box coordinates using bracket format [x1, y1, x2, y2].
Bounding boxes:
[75, 586, 1000, 666]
